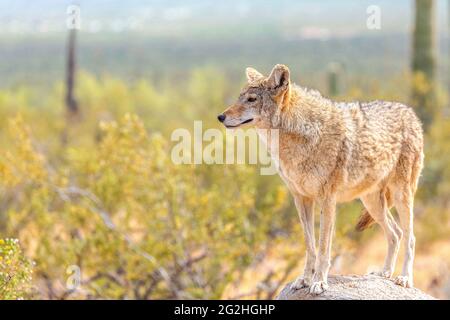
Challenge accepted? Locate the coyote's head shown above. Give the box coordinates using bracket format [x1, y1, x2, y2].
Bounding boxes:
[218, 64, 291, 128]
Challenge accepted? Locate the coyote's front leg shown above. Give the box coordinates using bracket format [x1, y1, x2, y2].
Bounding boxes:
[291, 195, 316, 289]
[310, 195, 336, 295]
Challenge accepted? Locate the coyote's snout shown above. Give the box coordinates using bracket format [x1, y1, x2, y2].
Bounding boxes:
[218, 64, 424, 295]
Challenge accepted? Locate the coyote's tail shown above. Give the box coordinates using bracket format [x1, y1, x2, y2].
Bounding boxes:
[355, 208, 375, 232]
[355, 189, 393, 232]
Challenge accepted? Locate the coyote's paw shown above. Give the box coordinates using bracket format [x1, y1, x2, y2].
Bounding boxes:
[309, 281, 328, 295]
[291, 276, 312, 290]
[394, 276, 413, 288]
[369, 270, 392, 279]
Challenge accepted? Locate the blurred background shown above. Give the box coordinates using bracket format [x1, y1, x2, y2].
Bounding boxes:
[0, 0, 449, 299]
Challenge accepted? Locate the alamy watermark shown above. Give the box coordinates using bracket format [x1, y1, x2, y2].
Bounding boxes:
[171, 121, 280, 175]
[366, 5, 381, 30]
[66, 264, 81, 291]
[66, 5, 81, 30]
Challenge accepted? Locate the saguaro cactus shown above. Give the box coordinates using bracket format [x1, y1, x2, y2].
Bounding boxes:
[327, 62, 344, 97]
[65, 28, 79, 116]
[411, 0, 436, 129]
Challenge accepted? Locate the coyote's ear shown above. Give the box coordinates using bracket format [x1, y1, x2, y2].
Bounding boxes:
[266, 64, 290, 91]
[246, 67, 264, 83]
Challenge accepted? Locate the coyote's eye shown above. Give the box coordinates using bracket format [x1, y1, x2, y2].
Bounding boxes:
[247, 96, 257, 103]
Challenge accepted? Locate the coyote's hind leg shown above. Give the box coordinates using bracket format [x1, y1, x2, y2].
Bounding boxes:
[361, 190, 402, 278]
[393, 187, 415, 288]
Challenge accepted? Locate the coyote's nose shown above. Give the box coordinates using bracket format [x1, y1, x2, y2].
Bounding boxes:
[217, 114, 226, 122]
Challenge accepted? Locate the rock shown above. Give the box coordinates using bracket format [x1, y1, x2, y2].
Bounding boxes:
[276, 274, 436, 300]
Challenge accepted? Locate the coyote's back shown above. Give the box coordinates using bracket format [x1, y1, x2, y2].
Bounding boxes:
[336, 100, 423, 203]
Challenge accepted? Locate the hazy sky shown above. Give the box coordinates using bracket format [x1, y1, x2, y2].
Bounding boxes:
[0, 0, 447, 37]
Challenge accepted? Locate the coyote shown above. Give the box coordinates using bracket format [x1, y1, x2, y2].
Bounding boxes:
[218, 64, 424, 294]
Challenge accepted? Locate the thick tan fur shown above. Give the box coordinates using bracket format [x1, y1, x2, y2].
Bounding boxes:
[219, 65, 424, 294]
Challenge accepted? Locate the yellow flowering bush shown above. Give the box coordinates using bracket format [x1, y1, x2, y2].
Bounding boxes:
[0, 238, 33, 299]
